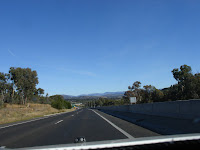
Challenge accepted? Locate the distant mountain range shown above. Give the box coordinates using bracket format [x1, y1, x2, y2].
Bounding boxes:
[62, 91, 125, 99]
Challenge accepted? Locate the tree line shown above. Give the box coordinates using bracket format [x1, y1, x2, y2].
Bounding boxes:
[85, 64, 200, 107]
[124, 64, 200, 104]
[85, 98, 124, 107]
[0, 67, 71, 109]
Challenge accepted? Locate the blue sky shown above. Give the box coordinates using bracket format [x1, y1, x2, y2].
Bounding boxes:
[0, 0, 200, 96]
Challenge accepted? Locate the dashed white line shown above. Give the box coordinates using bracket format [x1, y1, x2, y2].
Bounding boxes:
[91, 109, 134, 139]
[55, 120, 63, 124]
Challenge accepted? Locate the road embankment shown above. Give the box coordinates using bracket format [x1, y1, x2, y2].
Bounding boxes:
[0, 103, 75, 125]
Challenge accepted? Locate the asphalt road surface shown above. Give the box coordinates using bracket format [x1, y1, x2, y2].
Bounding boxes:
[0, 108, 159, 148]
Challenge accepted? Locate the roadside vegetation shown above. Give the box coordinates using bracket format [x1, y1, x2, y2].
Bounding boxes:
[124, 64, 200, 104]
[50, 95, 72, 110]
[86, 64, 200, 107]
[0, 67, 73, 124]
[0, 103, 74, 125]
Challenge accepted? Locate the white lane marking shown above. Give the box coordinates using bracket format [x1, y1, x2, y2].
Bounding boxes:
[71, 115, 74, 116]
[55, 120, 63, 124]
[91, 109, 134, 139]
[44, 112, 63, 117]
[0, 111, 76, 130]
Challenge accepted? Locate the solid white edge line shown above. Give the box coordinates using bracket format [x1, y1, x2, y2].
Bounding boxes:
[91, 109, 134, 139]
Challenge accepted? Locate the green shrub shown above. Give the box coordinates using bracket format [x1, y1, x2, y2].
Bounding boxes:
[50, 95, 72, 110]
[66, 101, 72, 109]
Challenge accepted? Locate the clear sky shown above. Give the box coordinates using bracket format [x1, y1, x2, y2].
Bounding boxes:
[0, 0, 200, 96]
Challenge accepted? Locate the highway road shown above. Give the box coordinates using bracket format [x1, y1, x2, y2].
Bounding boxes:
[0, 109, 159, 148]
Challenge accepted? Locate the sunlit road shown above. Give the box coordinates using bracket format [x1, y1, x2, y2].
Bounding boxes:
[0, 109, 159, 148]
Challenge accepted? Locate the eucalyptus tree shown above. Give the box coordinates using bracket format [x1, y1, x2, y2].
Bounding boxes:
[9, 67, 39, 105]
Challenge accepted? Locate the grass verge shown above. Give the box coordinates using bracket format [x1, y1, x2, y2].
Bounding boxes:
[0, 103, 75, 125]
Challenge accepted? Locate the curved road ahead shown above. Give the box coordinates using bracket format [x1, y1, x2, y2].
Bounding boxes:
[0, 109, 159, 148]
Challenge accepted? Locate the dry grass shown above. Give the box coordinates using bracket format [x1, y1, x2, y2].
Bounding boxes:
[0, 103, 75, 125]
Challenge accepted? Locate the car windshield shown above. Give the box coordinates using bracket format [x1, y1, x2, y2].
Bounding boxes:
[0, 0, 200, 149]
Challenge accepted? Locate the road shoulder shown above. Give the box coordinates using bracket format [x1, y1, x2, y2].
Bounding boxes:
[94, 109, 160, 138]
